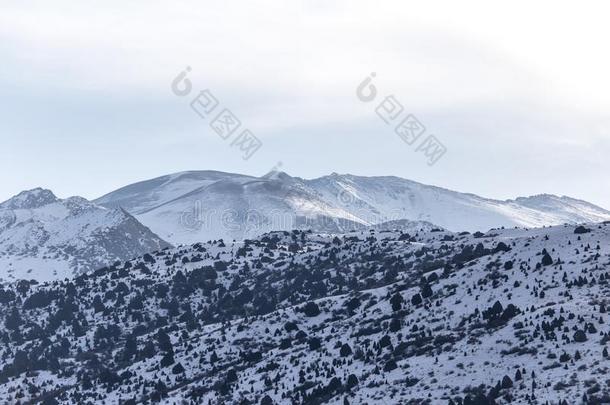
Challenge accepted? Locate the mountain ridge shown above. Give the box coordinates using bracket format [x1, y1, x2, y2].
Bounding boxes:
[0, 188, 172, 281]
[0, 221, 608, 403]
[93, 170, 610, 245]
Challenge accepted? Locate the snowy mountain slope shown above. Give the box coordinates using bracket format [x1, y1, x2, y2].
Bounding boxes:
[96, 171, 364, 244]
[95, 171, 257, 214]
[0, 223, 609, 403]
[511, 194, 610, 224]
[307, 173, 610, 232]
[95, 170, 610, 244]
[0, 188, 171, 281]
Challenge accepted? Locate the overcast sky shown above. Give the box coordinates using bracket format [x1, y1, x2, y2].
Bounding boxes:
[1, 0, 610, 207]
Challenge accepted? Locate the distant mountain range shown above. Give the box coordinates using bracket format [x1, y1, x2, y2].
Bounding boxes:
[3, 170, 609, 280]
[95, 170, 610, 244]
[0, 188, 170, 281]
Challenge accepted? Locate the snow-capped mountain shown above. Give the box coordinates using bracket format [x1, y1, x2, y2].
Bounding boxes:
[308, 173, 610, 232]
[1, 222, 609, 403]
[0, 188, 171, 281]
[95, 171, 366, 245]
[95, 170, 610, 244]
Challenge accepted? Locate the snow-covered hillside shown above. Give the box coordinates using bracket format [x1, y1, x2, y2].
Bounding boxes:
[0, 188, 171, 281]
[95, 170, 610, 245]
[95, 171, 364, 245]
[309, 174, 610, 232]
[0, 222, 609, 403]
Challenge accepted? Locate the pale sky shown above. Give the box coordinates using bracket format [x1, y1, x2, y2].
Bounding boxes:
[1, 0, 610, 208]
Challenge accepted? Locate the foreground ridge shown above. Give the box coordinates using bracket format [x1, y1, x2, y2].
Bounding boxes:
[0, 222, 609, 404]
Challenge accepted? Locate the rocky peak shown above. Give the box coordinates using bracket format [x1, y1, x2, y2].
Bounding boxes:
[0, 188, 59, 210]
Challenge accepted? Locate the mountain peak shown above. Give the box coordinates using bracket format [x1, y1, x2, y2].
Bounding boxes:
[0, 188, 59, 210]
[262, 170, 292, 181]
